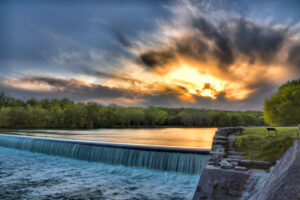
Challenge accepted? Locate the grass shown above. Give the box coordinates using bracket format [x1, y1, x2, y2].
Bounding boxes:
[233, 127, 299, 163]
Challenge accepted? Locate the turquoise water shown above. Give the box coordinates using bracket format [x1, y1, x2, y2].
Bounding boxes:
[0, 146, 199, 199]
[0, 134, 209, 174]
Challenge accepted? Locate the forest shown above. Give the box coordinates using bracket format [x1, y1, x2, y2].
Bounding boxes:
[0, 92, 264, 129]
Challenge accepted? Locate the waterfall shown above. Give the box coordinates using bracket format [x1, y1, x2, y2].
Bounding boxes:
[0, 134, 209, 174]
[240, 170, 269, 200]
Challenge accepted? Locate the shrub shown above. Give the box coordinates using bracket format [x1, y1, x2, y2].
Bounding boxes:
[259, 136, 295, 163]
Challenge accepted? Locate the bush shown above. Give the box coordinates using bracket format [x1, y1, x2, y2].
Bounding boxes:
[233, 135, 266, 150]
[259, 136, 295, 163]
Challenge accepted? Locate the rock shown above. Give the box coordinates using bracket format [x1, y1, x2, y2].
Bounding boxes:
[213, 140, 227, 145]
[240, 160, 273, 167]
[209, 157, 221, 163]
[208, 162, 218, 166]
[220, 159, 234, 169]
[227, 151, 245, 156]
[212, 144, 224, 151]
[234, 166, 247, 171]
[215, 148, 225, 153]
[225, 158, 240, 163]
[227, 155, 243, 160]
[215, 131, 227, 137]
[210, 151, 226, 157]
[214, 136, 227, 141]
[230, 161, 239, 167]
[212, 144, 223, 149]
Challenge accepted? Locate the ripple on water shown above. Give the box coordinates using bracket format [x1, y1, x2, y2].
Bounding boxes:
[0, 147, 199, 200]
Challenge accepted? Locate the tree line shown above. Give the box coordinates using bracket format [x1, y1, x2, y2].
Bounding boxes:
[0, 92, 264, 129]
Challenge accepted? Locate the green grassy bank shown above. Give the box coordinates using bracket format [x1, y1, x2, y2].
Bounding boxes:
[233, 127, 299, 163]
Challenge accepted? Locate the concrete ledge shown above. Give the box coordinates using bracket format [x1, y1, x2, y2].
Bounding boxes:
[193, 165, 249, 200]
[240, 160, 273, 167]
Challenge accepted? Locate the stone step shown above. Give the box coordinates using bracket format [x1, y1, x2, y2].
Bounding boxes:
[209, 157, 222, 163]
[215, 131, 227, 137]
[240, 160, 273, 167]
[214, 136, 227, 141]
[210, 151, 226, 157]
[234, 166, 247, 171]
[207, 161, 218, 166]
[212, 144, 224, 150]
[227, 155, 243, 160]
[213, 140, 227, 145]
[220, 159, 234, 169]
[227, 151, 245, 156]
[225, 158, 241, 163]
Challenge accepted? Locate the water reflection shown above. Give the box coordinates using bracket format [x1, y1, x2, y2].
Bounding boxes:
[2, 128, 217, 149]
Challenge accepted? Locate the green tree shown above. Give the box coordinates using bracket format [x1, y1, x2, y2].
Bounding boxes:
[49, 104, 64, 128]
[25, 106, 51, 128]
[0, 107, 11, 127]
[144, 107, 167, 126]
[26, 98, 39, 107]
[63, 103, 88, 128]
[264, 79, 300, 125]
[0, 92, 266, 128]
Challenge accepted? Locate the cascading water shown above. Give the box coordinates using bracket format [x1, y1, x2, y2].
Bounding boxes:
[0, 134, 209, 174]
[240, 170, 269, 200]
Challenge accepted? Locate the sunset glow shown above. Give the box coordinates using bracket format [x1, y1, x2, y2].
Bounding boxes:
[1, 0, 300, 110]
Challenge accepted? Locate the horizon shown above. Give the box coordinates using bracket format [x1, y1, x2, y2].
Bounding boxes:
[1, 0, 300, 111]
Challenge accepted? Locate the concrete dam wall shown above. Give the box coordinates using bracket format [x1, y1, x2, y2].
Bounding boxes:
[245, 139, 300, 200]
[0, 134, 209, 174]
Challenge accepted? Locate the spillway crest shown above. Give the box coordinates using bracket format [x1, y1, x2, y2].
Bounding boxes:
[0, 134, 209, 174]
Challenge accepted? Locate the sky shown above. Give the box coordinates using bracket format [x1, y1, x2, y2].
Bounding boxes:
[1, 0, 300, 110]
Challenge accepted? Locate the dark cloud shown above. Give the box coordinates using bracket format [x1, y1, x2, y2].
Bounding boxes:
[1, 77, 132, 101]
[139, 50, 175, 69]
[138, 34, 209, 69]
[288, 43, 300, 72]
[139, 16, 290, 72]
[80, 68, 136, 82]
[193, 17, 234, 68]
[233, 18, 288, 63]
[175, 36, 208, 62]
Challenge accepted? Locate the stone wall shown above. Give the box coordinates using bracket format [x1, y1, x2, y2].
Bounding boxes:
[193, 127, 252, 200]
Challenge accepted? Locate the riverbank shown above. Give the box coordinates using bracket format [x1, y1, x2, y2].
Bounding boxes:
[193, 126, 300, 200]
[233, 127, 298, 163]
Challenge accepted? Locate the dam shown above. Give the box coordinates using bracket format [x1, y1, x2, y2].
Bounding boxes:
[0, 134, 209, 174]
[0, 128, 216, 199]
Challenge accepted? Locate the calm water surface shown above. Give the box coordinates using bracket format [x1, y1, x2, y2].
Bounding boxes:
[4, 128, 217, 149]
